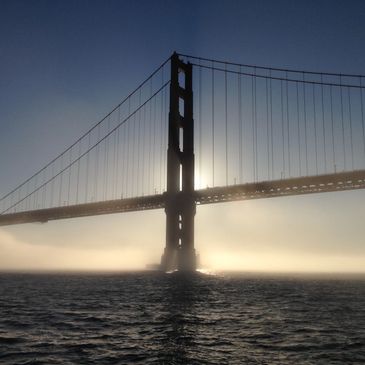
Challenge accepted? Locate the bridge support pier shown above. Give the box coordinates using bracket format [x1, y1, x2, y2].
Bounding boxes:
[160, 53, 197, 272]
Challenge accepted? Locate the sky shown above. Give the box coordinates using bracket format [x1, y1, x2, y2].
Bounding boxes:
[0, 0, 365, 272]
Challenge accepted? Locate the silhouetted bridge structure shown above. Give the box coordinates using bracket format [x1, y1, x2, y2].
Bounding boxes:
[1, 53, 365, 270]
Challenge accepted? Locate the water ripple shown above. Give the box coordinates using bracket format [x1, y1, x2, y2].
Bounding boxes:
[0, 272, 364, 364]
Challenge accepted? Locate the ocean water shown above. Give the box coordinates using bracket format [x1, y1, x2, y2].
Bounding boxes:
[0, 272, 364, 365]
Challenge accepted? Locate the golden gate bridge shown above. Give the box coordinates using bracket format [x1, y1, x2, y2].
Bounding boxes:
[1, 53, 365, 271]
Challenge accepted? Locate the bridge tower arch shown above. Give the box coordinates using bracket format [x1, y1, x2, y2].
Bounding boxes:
[160, 53, 197, 271]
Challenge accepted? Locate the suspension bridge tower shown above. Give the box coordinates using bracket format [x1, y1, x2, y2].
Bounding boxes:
[161, 53, 197, 271]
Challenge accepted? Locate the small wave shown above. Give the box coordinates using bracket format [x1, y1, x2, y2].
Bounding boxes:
[0, 336, 25, 344]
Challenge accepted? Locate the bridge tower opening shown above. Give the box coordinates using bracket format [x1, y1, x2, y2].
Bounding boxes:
[160, 53, 197, 271]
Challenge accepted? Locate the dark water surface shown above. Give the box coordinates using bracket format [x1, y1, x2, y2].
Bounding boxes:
[0, 272, 364, 364]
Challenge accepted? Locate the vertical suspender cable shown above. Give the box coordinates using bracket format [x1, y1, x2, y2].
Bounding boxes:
[131, 109, 135, 197]
[112, 121, 117, 198]
[103, 123, 107, 200]
[239, 67, 242, 183]
[296, 81, 302, 176]
[265, 76, 269, 180]
[360, 77, 365, 160]
[158, 82, 162, 193]
[254, 67, 258, 181]
[270, 71, 274, 179]
[105, 116, 110, 200]
[126, 102, 130, 197]
[225, 63, 228, 185]
[10, 188, 13, 212]
[148, 79, 152, 194]
[251, 75, 255, 181]
[33, 175, 37, 209]
[85, 134, 91, 203]
[140, 90, 144, 196]
[321, 75, 327, 173]
[67, 148, 72, 204]
[198, 62, 202, 187]
[330, 85, 336, 171]
[303, 73, 308, 175]
[152, 91, 157, 193]
[348, 87, 354, 170]
[121, 118, 126, 197]
[104, 127, 108, 200]
[280, 79, 285, 178]
[76, 139, 81, 203]
[26, 181, 29, 210]
[164, 85, 168, 191]
[133, 109, 137, 196]
[340, 75, 346, 170]
[312, 83, 318, 175]
[137, 103, 141, 195]
[19, 186, 22, 211]
[94, 127, 99, 201]
[116, 107, 121, 198]
[58, 154, 63, 206]
[212, 61, 215, 186]
[286, 73, 291, 177]
[42, 169, 46, 208]
[50, 163, 55, 207]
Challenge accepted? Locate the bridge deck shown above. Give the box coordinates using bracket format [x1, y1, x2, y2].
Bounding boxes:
[195, 169, 365, 204]
[0, 195, 165, 226]
[1, 170, 364, 226]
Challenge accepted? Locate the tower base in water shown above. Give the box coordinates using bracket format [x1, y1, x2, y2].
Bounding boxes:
[160, 247, 197, 272]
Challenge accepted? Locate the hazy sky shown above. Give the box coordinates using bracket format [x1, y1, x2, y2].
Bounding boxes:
[1, 0, 365, 272]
